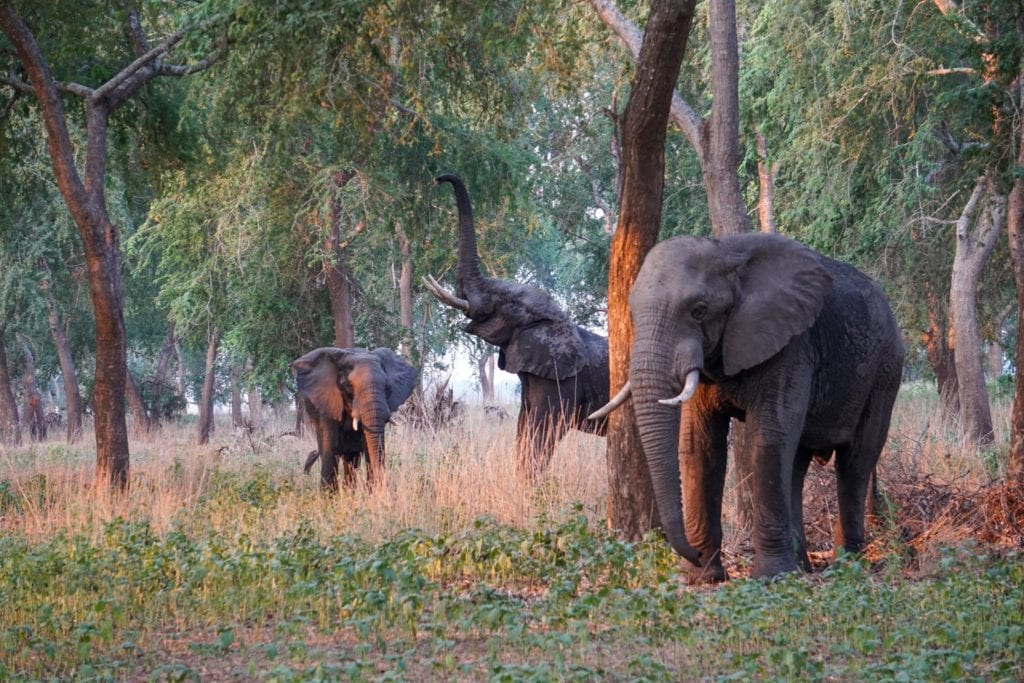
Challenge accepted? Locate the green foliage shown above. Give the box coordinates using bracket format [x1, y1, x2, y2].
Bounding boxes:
[0, 487, 1021, 679]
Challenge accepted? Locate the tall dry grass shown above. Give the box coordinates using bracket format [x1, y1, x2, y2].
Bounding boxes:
[0, 382, 1013, 553]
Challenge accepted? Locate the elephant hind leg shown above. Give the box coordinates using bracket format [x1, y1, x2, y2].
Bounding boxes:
[790, 447, 814, 572]
[834, 382, 898, 554]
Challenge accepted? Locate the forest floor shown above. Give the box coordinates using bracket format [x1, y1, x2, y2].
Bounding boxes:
[0, 383, 1022, 681]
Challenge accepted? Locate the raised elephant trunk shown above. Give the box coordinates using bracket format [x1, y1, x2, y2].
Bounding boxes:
[629, 339, 703, 566]
[435, 174, 482, 291]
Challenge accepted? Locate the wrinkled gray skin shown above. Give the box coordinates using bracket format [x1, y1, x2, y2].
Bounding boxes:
[432, 174, 609, 478]
[627, 233, 903, 581]
[292, 347, 418, 489]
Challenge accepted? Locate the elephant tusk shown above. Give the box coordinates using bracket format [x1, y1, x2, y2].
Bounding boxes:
[657, 369, 701, 406]
[422, 274, 470, 313]
[587, 381, 632, 420]
[353, 417, 359, 431]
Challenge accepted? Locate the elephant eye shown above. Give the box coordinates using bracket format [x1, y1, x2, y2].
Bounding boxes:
[691, 303, 708, 322]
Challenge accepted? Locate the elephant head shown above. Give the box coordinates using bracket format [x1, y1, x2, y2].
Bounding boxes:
[425, 174, 589, 381]
[594, 233, 832, 563]
[292, 347, 418, 485]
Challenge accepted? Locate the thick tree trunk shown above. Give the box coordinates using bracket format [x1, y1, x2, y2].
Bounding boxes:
[1007, 73, 1024, 484]
[19, 338, 46, 442]
[606, 0, 696, 540]
[248, 384, 262, 433]
[702, 0, 751, 236]
[197, 329, 219, 445]
[0, 327, 20, 445]
[327, 170, 357, 348]
[950, 178, 1003, 445]
[396, 223, 414, 358]
[41, 280, 83, 441]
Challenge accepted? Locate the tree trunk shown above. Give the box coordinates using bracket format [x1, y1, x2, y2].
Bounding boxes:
[606, 0, 697, 540]
[0, 8, 213, 488]
[19, 337, 46, 442]
[126, 371, 150, 434]
[230, 361, 244, 428]
[175, 338, 187, 398]
[327, 171, 357, 348]
[248, 384, 262, 433]
[149, 326, 176, 429]
[396, 223, 414, 358]
[294, 391, 307, 437]
[0, 327, 20, 445]
[924, 288, 961, 413]
[950, 178, 1003, 445]
[1007, 62, 1024, 483]
[755, 130, 778, 234]
[197, 329, 219, 445]
[41, 278, 83, 441]
[477, 351, 495, 403]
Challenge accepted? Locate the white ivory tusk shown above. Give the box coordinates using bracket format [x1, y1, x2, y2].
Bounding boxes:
[353, 417, 359, 431]
[657, 369, 701, 406]
[587, 381, 632, 420]
[422, 274, 470, 313]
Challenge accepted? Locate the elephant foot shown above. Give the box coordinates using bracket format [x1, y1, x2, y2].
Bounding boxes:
[750, 555, 799, 580]
[684, 562, 727, 584]
[683, 548, 727, 584]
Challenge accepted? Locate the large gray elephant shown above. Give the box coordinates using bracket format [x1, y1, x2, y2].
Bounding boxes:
[292, 347, 418, 489]
[425, 174, 609, 478]
[591, 233, 903, 581]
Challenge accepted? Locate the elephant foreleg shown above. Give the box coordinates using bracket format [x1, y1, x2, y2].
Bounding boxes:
[680, 405, 730, 583]
[515, 376, 572, 481]
[515, 405, 566, 481]
[314, 419, 341, 490]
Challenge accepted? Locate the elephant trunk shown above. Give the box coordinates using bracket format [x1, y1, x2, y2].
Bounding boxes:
[358, 388, 391, 486]
[629, 338, 703, 566]
[435, 174, 483, 291]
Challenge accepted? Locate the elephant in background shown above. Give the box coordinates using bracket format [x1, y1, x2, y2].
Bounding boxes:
[592, 233, 903, 581]
[292, 347, 418, 489]
[425, 174, 609, 479]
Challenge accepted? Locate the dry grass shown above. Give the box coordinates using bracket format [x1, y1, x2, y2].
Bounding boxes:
[1, 382, 1020, 568]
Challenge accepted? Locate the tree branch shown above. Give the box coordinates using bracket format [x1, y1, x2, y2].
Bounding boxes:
[926, 67, 977, 76]
[955, 176, 987, 245]
[586, 0, 705, 155]
[0, 6, 91, 218]
[92, 13, 218, 106]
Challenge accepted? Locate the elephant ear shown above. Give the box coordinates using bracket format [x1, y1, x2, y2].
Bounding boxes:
[721, 234, 832, 376]
[371, 348, 419, 411]
[500, 321, 587, 380]
[292, 347, 347, 421]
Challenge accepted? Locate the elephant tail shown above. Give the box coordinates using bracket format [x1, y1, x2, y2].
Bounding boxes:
[303, 449, 320, 474]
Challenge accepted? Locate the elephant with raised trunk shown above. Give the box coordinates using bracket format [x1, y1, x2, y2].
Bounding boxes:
[293, 347, 418, 489]
[591, 233, 903, 581]
[425, 174, 609, 479]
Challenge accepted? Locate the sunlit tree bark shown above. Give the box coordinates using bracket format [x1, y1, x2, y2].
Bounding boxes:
[605, 0, 697, 539]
